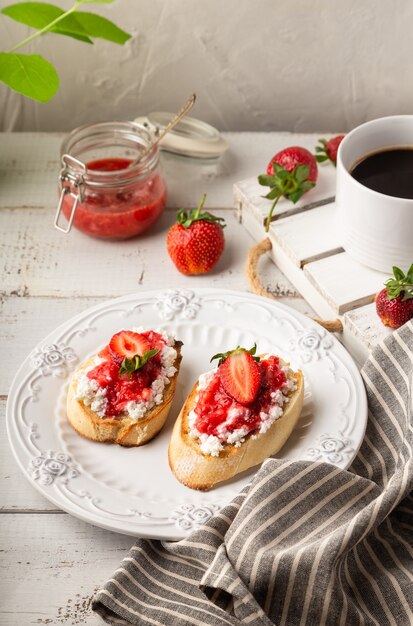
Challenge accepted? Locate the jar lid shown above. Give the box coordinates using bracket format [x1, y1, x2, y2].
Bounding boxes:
[134, 112, 229, 160]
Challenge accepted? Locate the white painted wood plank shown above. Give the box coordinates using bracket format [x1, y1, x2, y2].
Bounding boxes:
[237, 185, 391, 357]
[0, 208, 249, 298]
[0, 131, 336, 210]
[0, 206, 306, 303]
[240, 207, 334, 319]
[0, 513, 133, 625]
[303, 253, 388, 315]
[0, 297, 103, 396]
[343, 302, 392, 365]
[0, 133, 62, 208]
[0, 399, 54, 511]
[269, 202, 343, 267]
[235, 165, 336, 226]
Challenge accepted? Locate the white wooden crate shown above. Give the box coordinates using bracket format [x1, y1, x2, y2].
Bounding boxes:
[234, 169, 393, 364]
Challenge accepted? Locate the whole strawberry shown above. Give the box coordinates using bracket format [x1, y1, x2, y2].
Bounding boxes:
[375, 264, 413, 328]
[315, 134, 345, 166]
[167, 194, 225, 275]
[258, 146, 318, 232]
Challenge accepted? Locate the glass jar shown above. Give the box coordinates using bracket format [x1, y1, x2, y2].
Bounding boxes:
[55, 121, 167, 240]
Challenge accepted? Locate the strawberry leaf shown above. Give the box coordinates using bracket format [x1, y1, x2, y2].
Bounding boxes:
[119, 348, 159, 378]
[384, 263, 413, 300]
[393, 266, 405, 281]
[294, 164, 309, 182]
[264, 188, 280, 200]
[258, 174, 275, 187]
[210, 344, 259, 367]
[300, 181, 316, 191]
[176, 193, 225, 229]
[287, 190, 305, 204]
[258, 160, 316, 232]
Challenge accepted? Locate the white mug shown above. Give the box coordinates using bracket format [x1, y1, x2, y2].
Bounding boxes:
[336, 115, 413, 273]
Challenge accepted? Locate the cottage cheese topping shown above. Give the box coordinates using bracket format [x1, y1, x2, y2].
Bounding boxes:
[74, 357, 108, 417]
[73, 331, 177, 421]
[189, 359, 298, 456]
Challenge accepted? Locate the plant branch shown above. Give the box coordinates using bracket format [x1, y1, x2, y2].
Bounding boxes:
[7, 1, 81, 52]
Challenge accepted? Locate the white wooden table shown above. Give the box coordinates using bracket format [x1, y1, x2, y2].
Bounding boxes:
[0, 131, 348, 625]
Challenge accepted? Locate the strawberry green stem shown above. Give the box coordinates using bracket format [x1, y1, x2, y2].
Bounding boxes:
[193, 193, 207, 220]
[265, 193, 281, 232]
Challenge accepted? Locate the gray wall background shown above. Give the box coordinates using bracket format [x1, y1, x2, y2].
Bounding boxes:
[1, 0, 412, 132]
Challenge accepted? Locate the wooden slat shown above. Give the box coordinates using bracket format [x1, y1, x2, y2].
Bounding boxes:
[234, 163, 336, 227]
[0, 513, 132, 626]
[269, 202, 342, 267]
[0, 131, 335, 210]
[0, 296, 104, 395]
[303, 252, 388, 315]
[240, 208, 337, 320]
[0, 208, 256, 299]
[343, 302, 392, 364]
[0, 399, 55, 510]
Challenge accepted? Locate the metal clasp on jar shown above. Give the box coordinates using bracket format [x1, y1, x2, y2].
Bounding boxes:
[54, 155, 86, 233]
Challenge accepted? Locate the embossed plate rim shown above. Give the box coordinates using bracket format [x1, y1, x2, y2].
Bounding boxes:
[6, 288, 367, 539]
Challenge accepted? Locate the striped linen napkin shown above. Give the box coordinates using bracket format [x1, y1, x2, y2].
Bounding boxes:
[93, 320, 413, 626]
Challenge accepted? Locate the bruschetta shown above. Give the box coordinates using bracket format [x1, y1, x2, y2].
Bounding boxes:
[67, 329, 182, 446]
[168, 345, 303, 490]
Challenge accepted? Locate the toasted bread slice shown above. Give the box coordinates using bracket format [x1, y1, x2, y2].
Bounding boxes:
[169, 362, 303, 490]
[67, 342, 182, 447]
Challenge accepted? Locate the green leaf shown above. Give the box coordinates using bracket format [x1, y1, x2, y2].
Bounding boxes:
[316, 155, 329, 163]
[294, 164, 309, 182]
[55, 30, 93, 43]
[74, 12, 131, 44]
[0, 52, 59, 102]
[300, 181, 316, 191]
[210, 344, 259, 367]
[119, 348, 159, 378]
[1, 3, 93, 43]
[287, 190, 305, 204]
[392, 266, 405, 281]
[264, 188, 280, 200]
[2, 2, 62, 25]
[258, 174, 276, 187]
[1, 2, 130, 44]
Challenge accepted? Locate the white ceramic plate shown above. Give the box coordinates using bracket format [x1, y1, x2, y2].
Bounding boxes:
[7, 288, 367, 540]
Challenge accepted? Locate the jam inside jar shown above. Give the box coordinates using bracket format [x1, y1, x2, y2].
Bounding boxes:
[57, 122, 167, 240]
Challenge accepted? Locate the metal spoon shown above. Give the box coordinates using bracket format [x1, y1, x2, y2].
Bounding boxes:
[130, 93, 196, 166]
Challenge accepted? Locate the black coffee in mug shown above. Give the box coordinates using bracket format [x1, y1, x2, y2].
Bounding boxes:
[350, 147, 413, 199]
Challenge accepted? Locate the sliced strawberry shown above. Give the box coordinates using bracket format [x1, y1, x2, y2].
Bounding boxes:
[109, 330, 151, 365]
[219, 350, 261, 405]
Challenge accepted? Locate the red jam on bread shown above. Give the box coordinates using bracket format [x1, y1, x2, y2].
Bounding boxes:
[188, 347, 298, 456]
[74, 330, 178, 421]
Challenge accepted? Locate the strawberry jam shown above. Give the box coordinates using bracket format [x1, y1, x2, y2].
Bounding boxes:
[61, 157, 166, 240]
[194, 356, 287, 439]
[86, 331, 168, 418]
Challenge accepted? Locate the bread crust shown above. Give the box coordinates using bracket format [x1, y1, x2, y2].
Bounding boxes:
[67, 342, 182, 447]
[168, 362, 304, 490]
